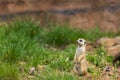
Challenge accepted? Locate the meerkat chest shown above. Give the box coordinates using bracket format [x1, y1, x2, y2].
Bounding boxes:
[75, 47, 85, 57]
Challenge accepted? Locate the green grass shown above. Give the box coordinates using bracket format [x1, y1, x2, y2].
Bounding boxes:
[87, 46, 113, 68]
[86, 46, 113, 78]
[38, 69, 79, 80]
[0, 63, 19, 80]
[43, 24, 115, 46]
[0, 19, 119, 80]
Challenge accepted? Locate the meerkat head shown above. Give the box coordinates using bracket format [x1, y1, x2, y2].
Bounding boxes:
[77, 38, 86, 47]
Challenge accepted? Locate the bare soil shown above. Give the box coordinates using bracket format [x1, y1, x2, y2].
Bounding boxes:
[0, 0, 120, 31]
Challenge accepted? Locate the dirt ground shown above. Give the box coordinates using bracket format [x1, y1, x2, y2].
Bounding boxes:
[0, 0, 120, 31]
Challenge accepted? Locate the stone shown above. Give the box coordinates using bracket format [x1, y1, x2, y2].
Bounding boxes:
[29, 67, 35, 75]
[107, 45, 120, 58]
[96, 37, 116, 48]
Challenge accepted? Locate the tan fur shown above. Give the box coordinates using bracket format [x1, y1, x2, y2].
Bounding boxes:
[73, 38, 88, 76]
[73, 54, 87, 75]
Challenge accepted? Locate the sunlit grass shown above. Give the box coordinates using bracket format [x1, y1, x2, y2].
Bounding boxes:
[0, 19, 119, 80]
[0, 63, 19, 80]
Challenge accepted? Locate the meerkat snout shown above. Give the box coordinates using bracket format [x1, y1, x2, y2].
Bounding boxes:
[77, 38, 86, 46]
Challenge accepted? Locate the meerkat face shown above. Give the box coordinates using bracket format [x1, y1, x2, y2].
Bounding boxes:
[77, 38, 86, 46]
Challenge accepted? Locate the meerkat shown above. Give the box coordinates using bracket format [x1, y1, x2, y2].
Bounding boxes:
[73, 38, 88, 76]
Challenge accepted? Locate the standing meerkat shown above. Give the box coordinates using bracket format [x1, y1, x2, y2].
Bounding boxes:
[73, 38, 88, 76]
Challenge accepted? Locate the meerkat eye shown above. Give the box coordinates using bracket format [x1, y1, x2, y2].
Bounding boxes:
[79, 40, 82, 42]
[84, 42, 86, 44]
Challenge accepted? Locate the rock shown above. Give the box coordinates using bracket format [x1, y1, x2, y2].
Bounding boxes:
[29, 67, 35, 75]
[107, 45, 120, 64]
[104, 66, 111, 72]
[115, 36, 120, 44]
[107, 45, 120, 58]
[96, 37, 120, 64]
[96, 37, 116, 48]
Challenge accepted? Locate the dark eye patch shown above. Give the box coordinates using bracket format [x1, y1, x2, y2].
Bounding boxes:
[79, 40, 82, 42]
[84, 42, 86, 44]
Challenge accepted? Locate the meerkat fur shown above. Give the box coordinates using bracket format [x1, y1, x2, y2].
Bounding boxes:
[73, 38, 87, 76]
